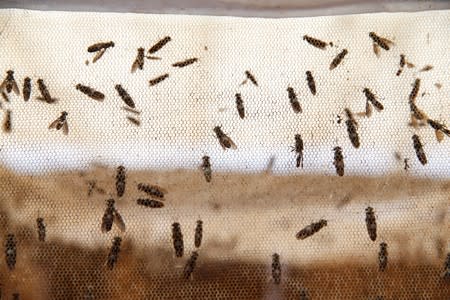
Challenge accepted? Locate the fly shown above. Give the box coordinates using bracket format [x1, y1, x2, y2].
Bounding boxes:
[172, 58, 198, 68]
[303, 35, 328, 49]
[149, 74, 169, 86]
[131, 47, 145, 73]
[0, 70, 19, 95]
[329, 49, 348, 70]
[48, 111, 69, 135]
[76, 84, 105, 101]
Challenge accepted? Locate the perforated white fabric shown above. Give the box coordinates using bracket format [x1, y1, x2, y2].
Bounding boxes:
[0, 8, 448, 299]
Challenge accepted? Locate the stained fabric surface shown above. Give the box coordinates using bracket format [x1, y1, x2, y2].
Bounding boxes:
[0, 8, 449, 299]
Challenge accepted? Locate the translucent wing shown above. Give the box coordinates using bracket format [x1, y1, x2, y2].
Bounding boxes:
[357, 102, 372, 118]
[365, 101, 373, 117]
[152, 184, 168, 195]
[62, 122, 69, 135]
[0, 79, 7, 91]
[37, 96, 58, 104]
[1, 90, 9, 102]
[373, 43, 380, 58]
[380, 37, 394, 47]
[146, 55, 162, 60]
[435, 129, 444, 143]
[218, 139, 227, 150]
[229, 141, 237, 150]
[113, 210, 126, 232]
[48, 119, 59, 129]
[131, 59, 140, 73]
[92, 48, 106, 63]
[222, 136, 237, 150]
[11, 80, 19, 95]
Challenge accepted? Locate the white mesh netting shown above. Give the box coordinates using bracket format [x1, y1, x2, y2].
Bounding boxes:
[0, 8, 449, 299]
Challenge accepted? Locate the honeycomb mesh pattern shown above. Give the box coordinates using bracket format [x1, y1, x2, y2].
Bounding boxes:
[0, 8, 449, 299]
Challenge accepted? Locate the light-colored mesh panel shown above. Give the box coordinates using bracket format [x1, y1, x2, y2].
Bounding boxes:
[0, 8, 449, 299]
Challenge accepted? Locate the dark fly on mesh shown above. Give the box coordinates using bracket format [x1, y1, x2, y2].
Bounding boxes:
[131, 47, 145, 73]
[172, 222, 184, 257]
[106, 236, 122, 270]
[37, 79, 58, 103]
[291, 134, 304, 168]
[296, 219, 327, 239]
[147, 36, 171, 59]
[0, 70, 19, 95]
[305, 71, 316, 96]
[115, 165, 126, 197]
[235, 93, 245, 119]
[303, 35, 328, 49]
[183, 251, 199, 280]
[115, 85, 135, 108]
[149, 74, 169, 86]
[194, 220, 203, 248]
[330, 49, 348, 70]
[213, 126, 237, 150]
[287, 87, 301, 114]
[48, 111, 69, 135]
[172, 58, 198, 68]
[76, 84, 105, 101]
[23, 77, 31, 101]
[101, 199, 126, 233]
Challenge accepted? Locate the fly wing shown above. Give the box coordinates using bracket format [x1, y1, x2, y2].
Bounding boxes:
[435, 130, 444, 143]
[11, 80, 19, 95]
[366, 101, 373, 117]
[113, 210, 126, 232]
[1, 90, 9, 102]
[218, 139, 228, 150]
[153, 185, 168, 195]
[356, 102, 371, 117]
[0, 79, 7, 91]
[131, 59, 140, 73]
[48, 119, 60, 129]
[62, 122, 69, 135]
[146, 55, 161, 60]
[372, 43, 380, 58]
[380, 36, 394, 47]
[37, 96, 58, 104]
[225, 136, 237, 150]
[441, 127, 450, 137]
[92, 48, 106, 63]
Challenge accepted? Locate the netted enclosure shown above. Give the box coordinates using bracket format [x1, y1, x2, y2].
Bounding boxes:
[0, 7, 449, 299]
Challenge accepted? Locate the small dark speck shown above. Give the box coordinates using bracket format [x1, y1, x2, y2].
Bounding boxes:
[204, 46, 208, 50]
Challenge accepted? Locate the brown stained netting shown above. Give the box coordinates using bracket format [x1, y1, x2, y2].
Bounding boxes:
[0, 8, 449, 300]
